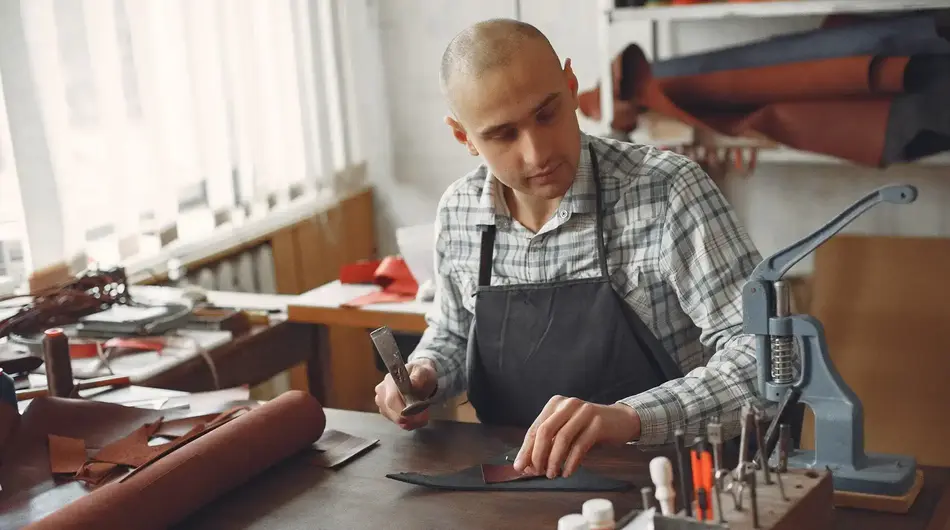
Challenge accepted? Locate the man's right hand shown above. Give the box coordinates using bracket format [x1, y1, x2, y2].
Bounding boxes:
[374, 359, 438, 430]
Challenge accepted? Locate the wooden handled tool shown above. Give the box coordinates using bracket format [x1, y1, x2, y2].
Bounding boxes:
[16, 374, 131, 400]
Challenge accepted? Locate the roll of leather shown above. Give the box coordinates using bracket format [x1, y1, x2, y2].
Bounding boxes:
[0, 390, 325, 529]
[578, 15, 950, 167]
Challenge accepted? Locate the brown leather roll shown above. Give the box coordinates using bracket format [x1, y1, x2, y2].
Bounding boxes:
[17, 390, 325, 529]
[577, 44, 915, 167]
[658, 56, 908, 107]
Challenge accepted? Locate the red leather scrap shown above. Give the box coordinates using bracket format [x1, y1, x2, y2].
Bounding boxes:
[340, 256, 418, 308]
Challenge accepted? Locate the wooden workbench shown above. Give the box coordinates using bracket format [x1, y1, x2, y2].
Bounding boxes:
[178, 408, 950, 530]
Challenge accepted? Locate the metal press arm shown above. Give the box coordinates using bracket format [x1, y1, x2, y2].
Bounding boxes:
[743, 184, 919, 400]
[749, 184, 917, 282]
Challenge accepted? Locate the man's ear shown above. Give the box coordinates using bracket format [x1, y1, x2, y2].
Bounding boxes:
[564, 58, 579, 108]
[444, 115, 479, 156]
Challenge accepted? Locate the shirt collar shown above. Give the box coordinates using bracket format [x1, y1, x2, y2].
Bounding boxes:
[474, 131, 598, 227]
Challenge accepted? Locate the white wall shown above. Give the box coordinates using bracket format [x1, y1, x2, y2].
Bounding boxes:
[366, 0, 950, 274]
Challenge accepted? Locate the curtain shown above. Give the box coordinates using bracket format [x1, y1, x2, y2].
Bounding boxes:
[0, 0, 356, 280]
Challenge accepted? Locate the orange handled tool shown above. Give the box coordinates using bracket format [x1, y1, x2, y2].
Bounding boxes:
[691, 439, 714, 521]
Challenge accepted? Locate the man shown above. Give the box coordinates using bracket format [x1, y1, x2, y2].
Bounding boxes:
[374, 18, 763, 481]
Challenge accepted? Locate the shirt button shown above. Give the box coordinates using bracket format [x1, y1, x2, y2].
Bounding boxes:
[558, 209, 568, 219]
[497, 218, 509, 229]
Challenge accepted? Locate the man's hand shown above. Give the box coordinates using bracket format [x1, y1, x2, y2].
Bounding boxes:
[374, 359, 438, 431]
[512, 396, 641, 479]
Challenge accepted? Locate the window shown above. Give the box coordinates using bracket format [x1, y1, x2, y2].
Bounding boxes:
[1, 0, 358, 277]
[0, 66, 29, 287]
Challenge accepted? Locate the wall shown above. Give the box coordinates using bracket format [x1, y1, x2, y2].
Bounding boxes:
[366, 0, 950, 274]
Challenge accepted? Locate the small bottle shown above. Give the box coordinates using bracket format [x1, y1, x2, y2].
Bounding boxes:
[557, 513, 589, 530]
[582, 498, 615, 529]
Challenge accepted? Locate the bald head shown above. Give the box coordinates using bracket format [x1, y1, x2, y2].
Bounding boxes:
[439, 19, 559, 101]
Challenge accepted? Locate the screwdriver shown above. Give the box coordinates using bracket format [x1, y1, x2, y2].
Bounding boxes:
[690, 437, 713, 521]
[673, 429, 692, 517]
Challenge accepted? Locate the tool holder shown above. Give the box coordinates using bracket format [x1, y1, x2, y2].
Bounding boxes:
[742, 184, 919, 497]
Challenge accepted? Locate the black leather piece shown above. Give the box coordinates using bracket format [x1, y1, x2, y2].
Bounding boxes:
[386, 449, 634, 492]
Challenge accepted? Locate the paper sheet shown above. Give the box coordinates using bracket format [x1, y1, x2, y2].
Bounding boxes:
[395, 223, 435, 287]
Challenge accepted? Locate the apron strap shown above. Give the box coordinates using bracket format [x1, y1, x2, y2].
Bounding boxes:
[588, 144, 610, 279]
[478, 225, 496, 287]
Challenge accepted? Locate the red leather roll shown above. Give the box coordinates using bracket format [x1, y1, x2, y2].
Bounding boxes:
[0, 390, 325, 529]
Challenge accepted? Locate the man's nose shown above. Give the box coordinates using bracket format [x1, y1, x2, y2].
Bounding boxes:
[520, 129, 553, 169]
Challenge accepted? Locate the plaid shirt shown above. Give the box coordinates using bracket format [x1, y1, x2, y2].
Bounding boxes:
[409, 131, 763, 445]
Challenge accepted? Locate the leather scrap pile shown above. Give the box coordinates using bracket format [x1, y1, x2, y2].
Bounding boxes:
[578, 13, 950, 167]
[0, 390, 327, 530]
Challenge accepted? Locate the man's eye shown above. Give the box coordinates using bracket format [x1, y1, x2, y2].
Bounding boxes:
[537, 108, 555, 123]
[495, 129, 518, 142]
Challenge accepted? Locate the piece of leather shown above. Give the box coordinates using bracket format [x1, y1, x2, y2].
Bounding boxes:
[152, 412, 220, 438]
[91, 419, 166, 468]
[312, 429, 379, 469]
[481, 463, 539, 484]
[0, 396, 167, 515]
[386, 449, 634, 492]
[341, 256, 419, 307]
[48, 435, 87, 475]
[23, 390, 326, 530]
[577, 17, 950, 167]
[0, 391, 325, 529]
[74, 461, 123, 486]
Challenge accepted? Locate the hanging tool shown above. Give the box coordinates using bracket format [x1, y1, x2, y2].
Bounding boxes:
[746, 463, 760, 529]
[690, 437, 713, 521]
[673, 429, 692, 517]
[753, 407, 771, 486]
[742, 184, 920, 501]
[777, 424, 791, 473]
[734, 404, 755, 481]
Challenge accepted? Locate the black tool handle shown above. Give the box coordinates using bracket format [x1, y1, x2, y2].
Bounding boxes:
[674, 429, 692, 517]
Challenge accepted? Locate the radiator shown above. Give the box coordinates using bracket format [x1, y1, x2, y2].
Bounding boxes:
[166, 243, 290, 398]
[174, 244, 278, 295]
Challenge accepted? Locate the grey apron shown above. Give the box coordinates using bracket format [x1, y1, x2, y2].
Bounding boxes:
[465, 144, 684, 428]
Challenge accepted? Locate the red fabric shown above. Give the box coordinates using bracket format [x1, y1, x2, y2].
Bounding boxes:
[340, 257, 418, 307]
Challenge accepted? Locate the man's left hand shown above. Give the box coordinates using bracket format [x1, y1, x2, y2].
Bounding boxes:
[512, 396, 641, 479]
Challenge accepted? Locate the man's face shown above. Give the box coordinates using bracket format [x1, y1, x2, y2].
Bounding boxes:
[446, 41, 582, 200]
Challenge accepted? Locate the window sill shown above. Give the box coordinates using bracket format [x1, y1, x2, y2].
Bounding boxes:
[124, 180, 372, 285]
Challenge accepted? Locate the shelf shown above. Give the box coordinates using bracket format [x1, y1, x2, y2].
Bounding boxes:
[627, 128, 950, 166]
[755, 149, 950, 166]
[611, 0, 949, 22]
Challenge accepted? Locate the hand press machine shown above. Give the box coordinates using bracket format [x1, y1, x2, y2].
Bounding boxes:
[743, 183, 922, 511]
[618, 184, 922, 529]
